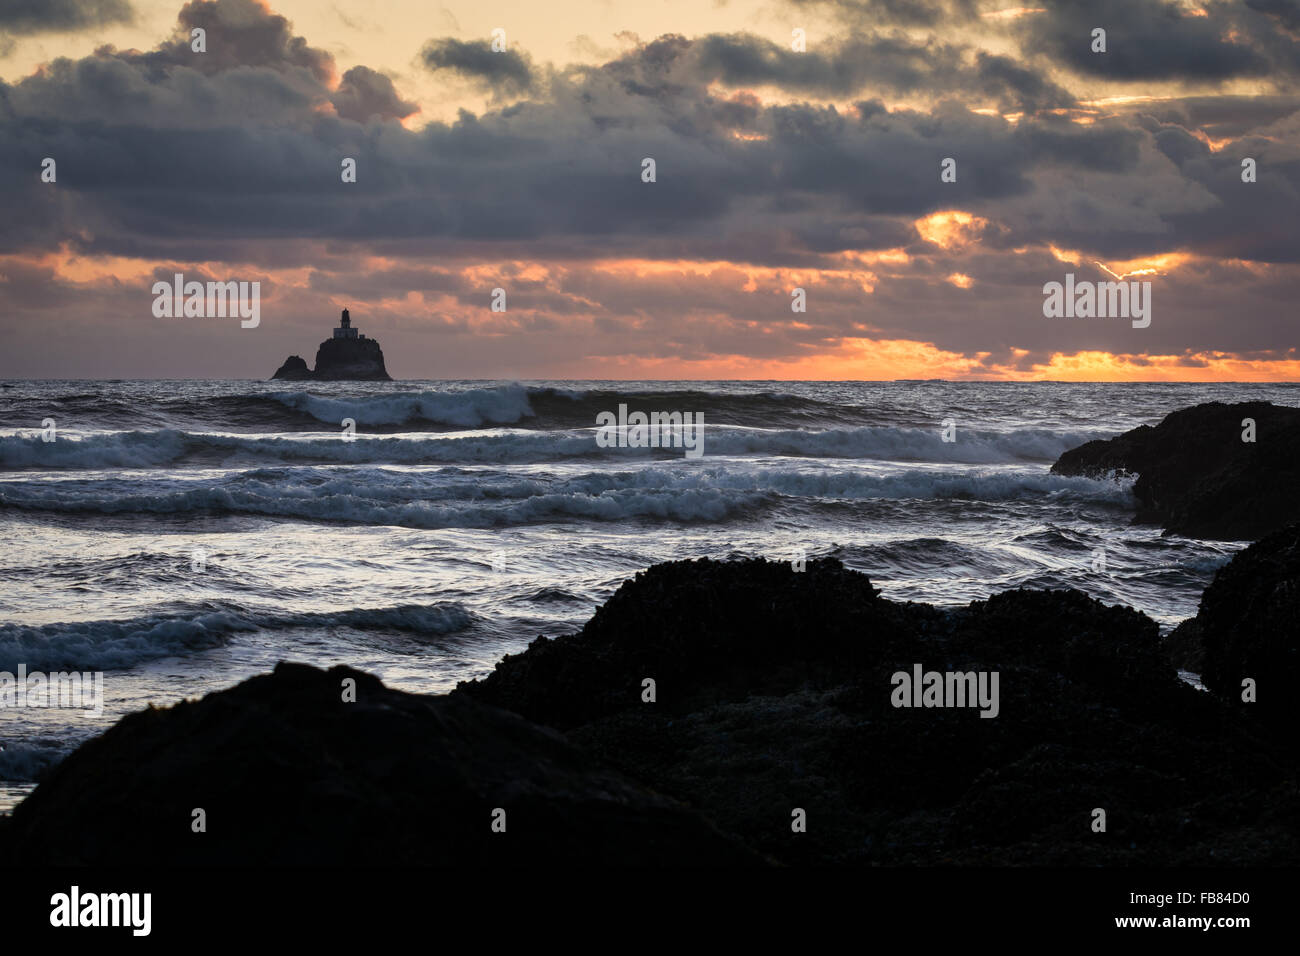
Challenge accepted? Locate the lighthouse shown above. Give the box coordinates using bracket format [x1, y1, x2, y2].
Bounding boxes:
[272, 305, 389, 380]
[333, 308, 359, 340]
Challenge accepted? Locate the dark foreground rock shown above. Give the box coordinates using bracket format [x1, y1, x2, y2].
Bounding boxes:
[0, 662, 758, 865]
[1051, 401, 1300, 540]
[1167, 523, 1300, 732]
[462, 559, 1298, 865]
[4, 558, 1295, 866]
[1161, 617, 1204, 673]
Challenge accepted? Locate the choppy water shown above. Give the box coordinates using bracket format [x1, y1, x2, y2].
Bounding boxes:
[1, 379, 1295, 809]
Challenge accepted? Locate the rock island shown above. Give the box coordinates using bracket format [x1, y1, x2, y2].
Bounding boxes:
[272, 308, 391, 381]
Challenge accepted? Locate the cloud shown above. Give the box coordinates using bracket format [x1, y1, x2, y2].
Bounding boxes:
[678, 32, 1074, 111]
[0, 0, 133, 35]
[783, 0, 981, 28]
[1, 22, 1151, 263]
[1, 0, 1299, 375]
[1247, 0, 1300, 33]
[332, 66, 419, 123]
[420, 37, 535, 95]
[122, 0, 334, 84]
[1015, 0, 1275, 81]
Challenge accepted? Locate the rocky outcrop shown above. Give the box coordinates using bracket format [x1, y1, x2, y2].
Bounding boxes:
[5, 559, 1296, 866]
[1051, 401, 1300, 540]
[1162, 617, 1204, 673]
[271, 310, 392, 381]
[310, 335, 390, 381]
[461, 558, 1298, 865]
[1169, 523, 1299, 733]
[271, 339, 390, 381]
[271, 355, 312, 380]
[1, 662, 758, 865]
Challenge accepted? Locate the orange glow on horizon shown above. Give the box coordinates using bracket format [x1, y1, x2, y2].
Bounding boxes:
[543, 339, 1300, 382]
[5, 247, 1296, 382]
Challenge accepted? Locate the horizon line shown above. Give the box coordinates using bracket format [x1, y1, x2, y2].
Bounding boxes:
[3, 377, 1299, 385]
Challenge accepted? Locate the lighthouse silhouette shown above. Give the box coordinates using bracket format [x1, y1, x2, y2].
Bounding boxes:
[333, 308, 359, 340]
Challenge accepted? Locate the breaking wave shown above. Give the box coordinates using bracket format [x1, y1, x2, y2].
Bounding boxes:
[0, 423, 1113, 470]
[0, 602, 478, 672]
[0, 464, 1133, 529]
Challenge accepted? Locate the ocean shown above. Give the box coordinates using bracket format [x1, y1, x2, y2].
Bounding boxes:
[1, 379, 1295, 811]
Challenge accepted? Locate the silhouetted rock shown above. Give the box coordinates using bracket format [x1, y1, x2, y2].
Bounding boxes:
[271, 308, 391, 381]
[1051, 401, 1300, 540]
[6, 559, 1296, 867]
[310, 337, 389, 380]
[1181, 523, 1299, 733]
[461, 558, 1297, 865]
[1162, 617, 1204, 673]
[2, 662, 759, 865]
[271, 355, 311, 380]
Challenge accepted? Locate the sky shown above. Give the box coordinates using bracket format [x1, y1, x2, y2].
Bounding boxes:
[0, 0, 1298, 380]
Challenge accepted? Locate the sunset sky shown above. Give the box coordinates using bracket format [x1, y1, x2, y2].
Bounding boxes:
[1, 0, 1298, 380]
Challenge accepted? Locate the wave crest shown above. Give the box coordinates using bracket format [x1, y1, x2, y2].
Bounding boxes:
[0, 602, 477, 672]
[0, 423, 1112, 471]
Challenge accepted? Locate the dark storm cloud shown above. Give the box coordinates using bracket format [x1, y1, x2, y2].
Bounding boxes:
[686, 32, 965, 95]
[2, 51, 327, 126]
[1148, 119, 1300, 264]
[0, 0, 133, 35]
[971, 52, 1077, 113]
[1247, 0, 1300, 32]
[0, 10, 1150, 263]
[1012, 120, 1141, 171]
[1015, 0, 1276, 82]
[420, 38, 535, 95]
[689, 32, 1075, 111]
[1138, 94, 1300, 138]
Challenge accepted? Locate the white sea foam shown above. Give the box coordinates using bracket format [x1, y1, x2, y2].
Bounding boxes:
[270, 385, 536, 427]
[0, 424, 1114, 470]
[0, 464, 1133, 529]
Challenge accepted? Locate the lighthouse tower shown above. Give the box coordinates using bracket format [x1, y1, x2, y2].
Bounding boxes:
[333, 308, 359, 340]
